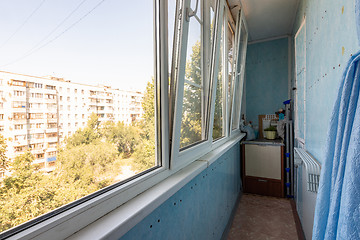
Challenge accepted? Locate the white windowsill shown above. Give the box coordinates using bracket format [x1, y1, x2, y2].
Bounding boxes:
[68, 133, 245, 240]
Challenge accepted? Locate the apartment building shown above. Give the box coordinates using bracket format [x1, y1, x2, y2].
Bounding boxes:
[0, 71, 143, 172]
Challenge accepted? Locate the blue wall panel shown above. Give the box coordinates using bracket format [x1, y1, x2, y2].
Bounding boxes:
[120, 143, 241, 240]
[292, 1, 358, 238]
[245, 37, 289, 127]
[293, 0, 358, 163]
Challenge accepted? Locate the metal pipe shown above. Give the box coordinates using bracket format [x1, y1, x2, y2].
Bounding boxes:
[290, 120, 294, 196]
[285, 103, 290, 197]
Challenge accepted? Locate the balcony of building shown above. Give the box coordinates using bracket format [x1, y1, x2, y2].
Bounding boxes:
[44, 98, 57, 104]
[45, 137, 58, 143]
[45, 127, 58, 134]
[30, 148, 46, 155]
[42, 88, 57, 95]
[28, 137, 45, 145]
[32, 157, 46, 165]
[46, 118, 58, 124]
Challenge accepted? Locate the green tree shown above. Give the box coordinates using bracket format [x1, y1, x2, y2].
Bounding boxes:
[101, 121, 139, 158]
[180, 41, 203, 147]
[0, 134, 7, 172]
[66, 113, 100, 147]
[133, 80, 156, 171]
[56, 142, 117, 190]
[0, 151, 58, 231]
[213, 41, 224, 140]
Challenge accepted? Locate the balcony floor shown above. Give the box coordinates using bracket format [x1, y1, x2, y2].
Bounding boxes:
[227, 194, 300, 240]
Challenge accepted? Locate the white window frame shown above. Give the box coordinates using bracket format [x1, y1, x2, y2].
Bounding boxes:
[211, 2, 232, 149]
[2, 1, 170, 239]
[170, 0, 222, 170]
[294, 18, 306, 146]
[230, 9, 248, 135]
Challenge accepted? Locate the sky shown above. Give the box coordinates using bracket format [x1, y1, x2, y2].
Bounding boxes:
[0, 0, 160, 92]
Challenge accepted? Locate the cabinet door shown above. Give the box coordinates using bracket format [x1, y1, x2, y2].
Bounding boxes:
[245, 145, 281, 180]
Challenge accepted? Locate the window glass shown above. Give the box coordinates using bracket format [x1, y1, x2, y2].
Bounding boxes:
[169, 1, 177, 70]
[227, 22, 235, 122]
[213, 13, 225, 141]
[180, 0, 204, 149]
[232, 20, 247, 130]
[0, 0, 157, 233]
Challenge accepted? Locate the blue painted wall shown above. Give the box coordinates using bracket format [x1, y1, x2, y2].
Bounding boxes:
[120, 143, 241, 240]
[293, 0, 358, 163]
[293, 1, 358, 238]
[245, 37, 289, 127]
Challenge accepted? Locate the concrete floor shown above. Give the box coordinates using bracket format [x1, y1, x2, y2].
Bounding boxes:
[227, 194, 299, 240]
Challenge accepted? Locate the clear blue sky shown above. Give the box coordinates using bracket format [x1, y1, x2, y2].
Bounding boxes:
[0, 0, 158, 91]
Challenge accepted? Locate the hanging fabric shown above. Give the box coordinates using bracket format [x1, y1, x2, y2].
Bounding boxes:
[312, 1, 360, 239]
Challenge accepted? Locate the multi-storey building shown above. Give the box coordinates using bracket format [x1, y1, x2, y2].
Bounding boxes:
[0, 71, 143, 173]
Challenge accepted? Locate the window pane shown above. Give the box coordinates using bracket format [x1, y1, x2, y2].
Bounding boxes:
[180, 1, 204, 149]
[232, 21, 247, 130]
[0, 0, 157, 233]
[213, 17, 225, 141]
[227, 23, 235, 122]
[169, 0, 177, 70]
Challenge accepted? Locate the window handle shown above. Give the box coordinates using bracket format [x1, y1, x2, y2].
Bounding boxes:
[186, 0, 199, 22]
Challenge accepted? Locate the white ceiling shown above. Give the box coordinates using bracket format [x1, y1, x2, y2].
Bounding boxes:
[227, 0, 300, 42]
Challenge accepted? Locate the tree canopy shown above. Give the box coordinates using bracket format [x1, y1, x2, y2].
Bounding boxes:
[180, 41, 203, 148]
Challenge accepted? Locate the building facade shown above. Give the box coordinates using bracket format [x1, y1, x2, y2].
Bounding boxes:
[0, 71, 143, 173]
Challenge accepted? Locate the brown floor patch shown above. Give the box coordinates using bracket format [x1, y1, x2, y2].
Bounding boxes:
[227, 194, 298, 240]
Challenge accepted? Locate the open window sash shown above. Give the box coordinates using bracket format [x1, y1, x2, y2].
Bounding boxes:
[229, 9, 248, 135]
[210, 1, 230, 148]
[170, 0, 222, 169]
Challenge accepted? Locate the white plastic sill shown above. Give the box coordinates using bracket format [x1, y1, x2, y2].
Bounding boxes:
[68, 133, 245, 240]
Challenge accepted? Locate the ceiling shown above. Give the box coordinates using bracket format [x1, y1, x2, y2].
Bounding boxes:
[227, 0, 300, 42]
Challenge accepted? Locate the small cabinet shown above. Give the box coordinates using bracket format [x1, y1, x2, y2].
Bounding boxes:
[241, 142, 284, 197]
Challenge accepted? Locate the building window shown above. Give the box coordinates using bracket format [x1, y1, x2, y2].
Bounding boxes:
[13, 91, 25, 96]
[13, 113, 26, 120]
[35, 153, 44, 159]
[14, 124, 24, 130]
[34, 83, 43, 88]
[46, 85, 56, 90]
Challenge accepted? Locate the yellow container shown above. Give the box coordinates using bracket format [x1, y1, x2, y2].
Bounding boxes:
[265, 130, 277, 140]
